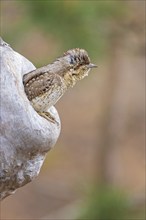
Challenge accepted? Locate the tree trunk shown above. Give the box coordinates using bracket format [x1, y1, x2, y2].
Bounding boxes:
[0, 38, 61, 200]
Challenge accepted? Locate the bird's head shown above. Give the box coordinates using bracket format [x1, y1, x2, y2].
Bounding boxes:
[57, 48, 97, 87]
[65, 48, 96, 79]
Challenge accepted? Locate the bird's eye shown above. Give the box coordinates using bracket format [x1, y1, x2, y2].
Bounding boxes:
[70, 56, 75, 65]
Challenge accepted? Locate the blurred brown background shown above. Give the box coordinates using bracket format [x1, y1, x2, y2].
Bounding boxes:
[1, 1, 145, 219]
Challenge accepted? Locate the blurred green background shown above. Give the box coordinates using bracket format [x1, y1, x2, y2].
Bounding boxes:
[1, 1, 145, 219]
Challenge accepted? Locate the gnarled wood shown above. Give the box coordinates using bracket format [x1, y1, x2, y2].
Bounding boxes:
[0, 38, 61, 200]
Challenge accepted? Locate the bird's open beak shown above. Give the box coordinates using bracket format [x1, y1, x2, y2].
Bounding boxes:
[87, 63, 98, 68]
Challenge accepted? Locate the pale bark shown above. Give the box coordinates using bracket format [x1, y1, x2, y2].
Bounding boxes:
[0, 38, 61, 200]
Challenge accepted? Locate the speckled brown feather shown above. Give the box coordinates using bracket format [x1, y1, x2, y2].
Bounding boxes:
[23, 48, 96, 121]
[24, 71, 62, 101]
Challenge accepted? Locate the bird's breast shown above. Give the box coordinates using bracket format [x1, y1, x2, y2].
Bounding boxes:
[30, 82, 67, 112]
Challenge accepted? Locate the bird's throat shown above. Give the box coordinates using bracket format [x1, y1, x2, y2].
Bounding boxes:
[63, 72, 77, 88]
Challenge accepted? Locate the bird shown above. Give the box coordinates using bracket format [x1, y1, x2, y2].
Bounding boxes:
[23, 48, 97, 123]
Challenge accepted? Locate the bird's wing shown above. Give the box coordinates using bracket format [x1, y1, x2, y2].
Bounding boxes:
[23, 66, 51, 85]
[24, 71, 62, 101]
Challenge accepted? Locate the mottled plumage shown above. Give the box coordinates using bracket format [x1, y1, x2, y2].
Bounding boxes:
[23, 48, 97, 123]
